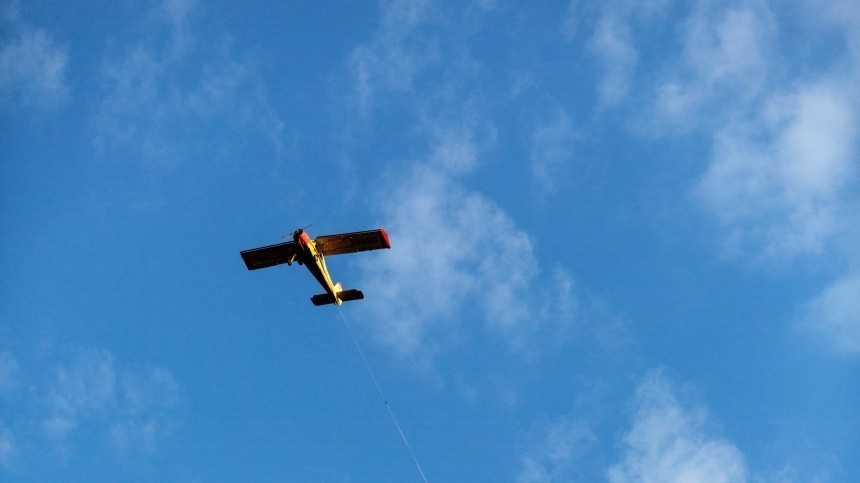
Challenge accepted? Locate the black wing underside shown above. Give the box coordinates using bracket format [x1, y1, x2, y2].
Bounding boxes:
[240, 241, 300, 270]
[315, 229, 391, 256]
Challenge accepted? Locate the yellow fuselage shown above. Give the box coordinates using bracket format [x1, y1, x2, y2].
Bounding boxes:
[295, 230, 342, 305]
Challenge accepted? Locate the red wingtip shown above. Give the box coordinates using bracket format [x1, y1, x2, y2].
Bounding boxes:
[379, 228, 391, 249]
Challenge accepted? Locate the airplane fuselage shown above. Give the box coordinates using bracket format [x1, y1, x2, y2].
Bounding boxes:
[241, 227, 387, 306]
[294, 229, 342, 305]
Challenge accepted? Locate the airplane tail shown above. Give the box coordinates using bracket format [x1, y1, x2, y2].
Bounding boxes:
[310, 288, 365, 306]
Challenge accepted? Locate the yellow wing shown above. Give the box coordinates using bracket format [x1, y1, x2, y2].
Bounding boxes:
[315, 229, 391, 256]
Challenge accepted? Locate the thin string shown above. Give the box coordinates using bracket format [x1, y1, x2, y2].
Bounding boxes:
[337, 307, 429, 483]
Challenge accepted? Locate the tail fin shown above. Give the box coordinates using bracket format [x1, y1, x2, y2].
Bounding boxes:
[310, 288, 365, 306]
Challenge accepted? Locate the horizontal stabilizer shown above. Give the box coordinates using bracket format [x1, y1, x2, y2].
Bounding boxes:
[310, 289, 365, 306]
[338, 289, 364, 302]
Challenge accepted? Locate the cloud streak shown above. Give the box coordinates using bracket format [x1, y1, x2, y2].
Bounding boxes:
[676, 1, 860, 354]
[348, 0, 438, 118]
[529, 109, 579, 193]
[800, 273, 860, 354]
[0, 351, 21, 469]
[608, 371, 747, 483]
[92, 0, 285, 170]
[358, 160, 573, 360]
[352, 111, 577, 362]
[517, 415, 598, 483]
[1, 346, 180, 473]
[569, 0, 672, 107]
[652, 2, 774, 130]
[589, 13, 637, 106]
[642, 0, 860, 266]
[42, 348, 181, 456]
[348, 1, 579, 362]
[576, 0, 860, 355]
[696, 80, 858, 260]
[0, 4, 68, 107]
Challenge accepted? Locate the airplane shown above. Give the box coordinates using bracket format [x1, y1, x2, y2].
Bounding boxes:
[240, 227, 391, 306]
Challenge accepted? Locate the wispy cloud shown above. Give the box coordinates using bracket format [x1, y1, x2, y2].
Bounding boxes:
[567, 0, 671, 107]
[160, 0, 197, 56]
[529, 109, 579, 194]
[357, 129, 577, 361]
[517, 415, 598, 483]
[608, 370, 748, 483]
[697, 79, 857, 259]
[348, 0, 438, 118]
[421, 107, 496, 175]
[347, 2, 580, 362]
[0, 351, 21, 469]
[42, 348, 180, 456]
[0, 350, 20, 394]
[799, 273, 860, 355]
[602, 0, 860, 355]
[358, 161, 570, 360]
[0, 2, 68, 107]
[0, 425, 13, 470]
[1, 346, 180, 474]
[43, 348, 118, 442]
[644, 0, 860, 264]
[589, 13, 637, 106]
[652, 2, 774, 131]
[93, 0, 285, 170]
[582, 0, 856, 265]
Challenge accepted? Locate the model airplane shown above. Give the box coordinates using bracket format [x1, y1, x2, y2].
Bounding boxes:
[240, 228, 391, 306]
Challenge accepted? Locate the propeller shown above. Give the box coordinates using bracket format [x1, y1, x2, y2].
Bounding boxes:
[284, 224, 312, 240]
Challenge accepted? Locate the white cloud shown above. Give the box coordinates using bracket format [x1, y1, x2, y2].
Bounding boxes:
[642, 0, 860, 264]
[358, 162, 546, 358]
[357, 126, 577, 360]
[653, 2, 774, 129]
[569, 0, 672, 107]
[0, 345, 180, 476]
[686, 6, 771, 87]
[0, 424, 13, 470]
[529, 109, 579, 193]
[608, 371, 748, 483]
[0, 11, 68, 106]
[589, 14, 637, 106]
[421, 108, 497, 175]
[640, 0, 860, 356]
[43, 348, 117, 441]
[347, 2, 594, 364]
[348, 0, 438, 117]
[773, 86, 857, 201]
[92, 1, 285, 169]
[93, 45, 173, 166]
[800, 273, 860, 354]
[160, 0, 196, 55]
[517, 416, 598, 483]
[799, 0, 860, 39]
[40, 348, 180, 456]
[347, 2, 580, 360]
[697, 80, 857, 259]
[0, 351, 19, 469]
[0, 351, 20, 395]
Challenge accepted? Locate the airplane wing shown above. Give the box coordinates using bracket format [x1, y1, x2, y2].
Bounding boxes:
[315, 229, 391, 257]
[240, 241, 300, 270]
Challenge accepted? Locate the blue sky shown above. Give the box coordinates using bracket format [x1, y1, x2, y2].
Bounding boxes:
[2, 0, 858, 481]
